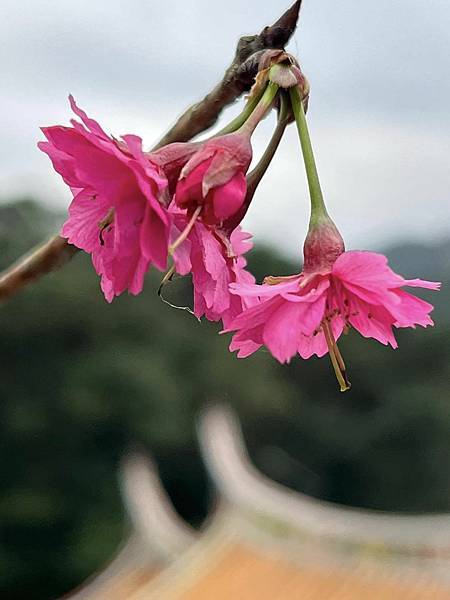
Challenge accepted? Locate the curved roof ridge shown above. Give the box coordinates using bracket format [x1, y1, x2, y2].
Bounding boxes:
[61, 453, 197, 599]
[198, 405, 450, 553]
[120, 452, 196, 560]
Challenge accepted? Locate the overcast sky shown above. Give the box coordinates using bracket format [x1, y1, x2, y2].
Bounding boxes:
[1, 0, 449, 256]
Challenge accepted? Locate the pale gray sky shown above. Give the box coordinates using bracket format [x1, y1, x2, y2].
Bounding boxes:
[1, 0, 449, 255]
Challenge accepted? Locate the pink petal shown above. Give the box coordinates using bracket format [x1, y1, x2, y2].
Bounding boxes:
[229, 332, 263, 358]
[225, 296, 283, 333]
[202, 151, 240, 195]
[297, 293, 328, 335]
[171, 218, 192, 276]
[391, 290, 435, 328]
[230, 278, 301, 299]
[180, 147, 215, 179]
[280, 277, 330, 303]
[338, 279, 401, 308]
[403, 278, 441, 291]
[229, 227, 253, 255]
[128, 254, 151, 296]
[151, 141, 200, 192]
[175, 159, 211, 208]
[201, 133, 252, 194]
[346, 294, 398, 348]
[209, 172, 247, 222]
[122, 134, 168, 193]
[298, 331, 328, 359]
[38, 139, 81, 188]
[262, 301, 308, 363]
[198, 225, 227, 278]
[140, 202, 170, 271]
[69, 95, 110, 140]
[61, 188, 112, 253]
[298, 317, 344, 359]
[43, 124, 131, 195]
[333, 251, 404, 290]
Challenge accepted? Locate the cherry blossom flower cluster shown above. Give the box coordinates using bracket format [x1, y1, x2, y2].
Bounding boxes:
[39, 54, 440, 390]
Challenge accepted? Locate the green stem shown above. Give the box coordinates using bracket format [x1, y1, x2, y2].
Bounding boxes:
[238, 82, 279, 136]
[223, 91, 290, 234]
[214, 88, 265, 137]
[246, 91, 290, 198]
[289, 86, 328, 222]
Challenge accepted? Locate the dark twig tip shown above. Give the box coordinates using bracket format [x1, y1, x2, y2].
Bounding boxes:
[262, 0, 302, 48]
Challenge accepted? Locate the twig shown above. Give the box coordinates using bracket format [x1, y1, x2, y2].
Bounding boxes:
[154, 1, 302, 148]
[0, 1, 302, 304]
[0, 236, 79, 301]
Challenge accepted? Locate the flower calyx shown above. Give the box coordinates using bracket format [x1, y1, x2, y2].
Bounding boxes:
[249, 49, 309, 109]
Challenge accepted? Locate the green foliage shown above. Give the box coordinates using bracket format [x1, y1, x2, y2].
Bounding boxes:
[0, 200, 449, 599]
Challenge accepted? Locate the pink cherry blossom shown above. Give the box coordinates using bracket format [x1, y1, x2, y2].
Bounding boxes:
[39, 96, 172, 301]
[170, 209, 256, 327]
[225, 229, 440, 390]
[151, 141, 200, 194]
[174, 133, 252, 226]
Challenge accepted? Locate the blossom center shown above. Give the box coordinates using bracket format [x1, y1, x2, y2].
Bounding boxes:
[98, 208, 115, 246]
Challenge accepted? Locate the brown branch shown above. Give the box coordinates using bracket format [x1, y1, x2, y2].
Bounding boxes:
[0, 236, 79, 302]
[154, 0, 302, 148]
[0, 1, 302, 305]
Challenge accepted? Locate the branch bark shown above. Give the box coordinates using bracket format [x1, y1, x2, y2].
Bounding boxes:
[154, 1, 301, 148]
[0, 1, 302, 304]
[0, 236, 79, 302]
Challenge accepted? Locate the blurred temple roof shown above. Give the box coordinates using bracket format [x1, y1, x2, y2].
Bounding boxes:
[61, 454, 196, 600]
[63, 407, 450, 599]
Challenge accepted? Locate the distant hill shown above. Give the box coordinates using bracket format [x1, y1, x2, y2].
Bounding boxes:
[0, 199, 449, 600]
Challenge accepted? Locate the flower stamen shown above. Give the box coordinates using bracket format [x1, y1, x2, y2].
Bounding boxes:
[323, 320, 351, 392]
[169, 205, 202, 255]
[263, 274, 300, 286]
[98, 208, 115, 246]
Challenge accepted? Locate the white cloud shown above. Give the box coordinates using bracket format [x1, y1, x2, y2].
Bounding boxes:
[1, 0, 449, 254]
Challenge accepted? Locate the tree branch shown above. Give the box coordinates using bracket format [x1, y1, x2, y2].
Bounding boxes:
[0, 236, 79, 302]
[0, 1, 302, 304]
[154, 0, 302, 148]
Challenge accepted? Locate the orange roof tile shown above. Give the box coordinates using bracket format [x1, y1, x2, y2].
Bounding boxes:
[162, 543, 450, 600]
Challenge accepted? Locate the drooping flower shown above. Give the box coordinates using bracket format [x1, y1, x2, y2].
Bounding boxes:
[175, 133, 252, 226]
[39, 96, 173, 301]
[224, 85, 440, 391]
[226, 218, 440, 389]
[160, 83, 289, 327]
[170, 209, 256, 327]
[174, 82, 280, 228]
[154, 81, 280, 321]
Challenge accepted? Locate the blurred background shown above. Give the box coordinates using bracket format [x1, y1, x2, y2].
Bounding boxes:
[1, 1, 449, 598]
